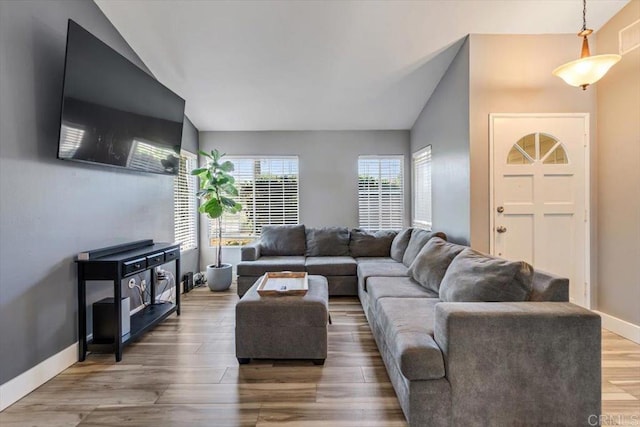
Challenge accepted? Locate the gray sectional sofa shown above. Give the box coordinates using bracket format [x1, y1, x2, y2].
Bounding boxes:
[237, 225, 421, 297]
[236, 225, 601, 426]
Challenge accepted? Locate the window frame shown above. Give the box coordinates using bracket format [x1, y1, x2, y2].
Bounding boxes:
[208, 155, 300, 246]
[173, 150, 199, 252]
[412, 146, 432, 230]
[357, 155, 405, 232]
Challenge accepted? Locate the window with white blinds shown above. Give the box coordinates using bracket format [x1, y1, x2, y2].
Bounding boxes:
[209, 157, 299, 245]
[173, 151, 198, 252]
[358, 156, 404, 231]
[412, 146, 432, 229]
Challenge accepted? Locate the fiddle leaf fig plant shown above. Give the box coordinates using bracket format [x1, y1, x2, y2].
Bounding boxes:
[191, 149, 242, 268]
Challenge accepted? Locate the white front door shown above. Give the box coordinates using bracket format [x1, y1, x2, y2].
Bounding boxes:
[490, 114, 589, 307]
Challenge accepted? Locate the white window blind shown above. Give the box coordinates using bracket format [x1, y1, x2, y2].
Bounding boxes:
[412, 146, 432, 229]
[174, 151, 198, 252]
[209, 157, 299, 244]
[358, 156, 404, 231]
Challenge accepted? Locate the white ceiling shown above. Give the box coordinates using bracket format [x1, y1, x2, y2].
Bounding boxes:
[96, 0, 628, 131]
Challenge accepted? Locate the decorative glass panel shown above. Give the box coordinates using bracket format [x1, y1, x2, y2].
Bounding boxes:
[516, 134, 536, 159]
[543, 145, 568, 164]
[507, 132, 567, 165]
[507, 146, 533, 164]
[539, 134, 559, 159]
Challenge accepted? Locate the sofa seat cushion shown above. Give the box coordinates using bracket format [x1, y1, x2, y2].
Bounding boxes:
[367, 277, 438, 311]
[305, 256, 357, 276]
[237, 256, 306, 276]
[376, 297, 445, 380]
[357, 261, 409, 292]
[355, 257, 397, 264]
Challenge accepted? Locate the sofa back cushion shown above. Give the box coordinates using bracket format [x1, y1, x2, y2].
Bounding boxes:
[349, 229, 397, 257]
[402, 229, 446, 267]
[408, 237, 466, 294]
[439, 248, 534, 302]
[305, 227, 350, 256]
[390, 228, 413, 262]
[260, 225, 307, 256]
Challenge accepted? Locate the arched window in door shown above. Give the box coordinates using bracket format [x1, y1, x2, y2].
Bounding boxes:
[507, 133, 569, 165]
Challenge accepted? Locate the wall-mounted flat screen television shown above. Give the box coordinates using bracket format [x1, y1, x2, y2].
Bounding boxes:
[57, 20, 185, 175]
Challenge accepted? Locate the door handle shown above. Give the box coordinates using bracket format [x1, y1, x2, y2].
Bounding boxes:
[497, 206, 504, 213]
[496, 226, 507, 233]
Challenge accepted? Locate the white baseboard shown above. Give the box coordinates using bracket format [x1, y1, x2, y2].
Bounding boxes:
[0, 342, 77, 411]
[595, 310, 640, 344]
[1, 290, 178, 411]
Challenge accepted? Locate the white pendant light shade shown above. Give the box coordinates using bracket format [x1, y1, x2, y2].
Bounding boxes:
[553, 54, 621, 88]
[553, 0, 621, 90]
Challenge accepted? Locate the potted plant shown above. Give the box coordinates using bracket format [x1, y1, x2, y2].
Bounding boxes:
[191, 149, 242, 291]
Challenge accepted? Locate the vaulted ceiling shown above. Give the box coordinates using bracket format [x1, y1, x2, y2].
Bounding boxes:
[96, 0, 628, 131]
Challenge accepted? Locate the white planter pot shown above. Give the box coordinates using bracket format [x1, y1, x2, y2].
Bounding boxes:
[206, 263, 233, 291]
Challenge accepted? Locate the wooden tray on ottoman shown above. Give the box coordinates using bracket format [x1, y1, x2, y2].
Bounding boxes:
[257, 272, 309, 296]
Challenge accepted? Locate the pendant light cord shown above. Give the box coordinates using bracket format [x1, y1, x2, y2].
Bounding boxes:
[582, 0, 587, 31]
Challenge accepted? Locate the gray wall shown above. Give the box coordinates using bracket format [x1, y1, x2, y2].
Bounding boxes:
[595, 1, 640, 326]
[410, 38, 470, 245]
[0, 0, 186, 384]
[199, 130, 410, 267]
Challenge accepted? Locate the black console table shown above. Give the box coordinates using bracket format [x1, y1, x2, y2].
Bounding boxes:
[76, 239, 181, 362]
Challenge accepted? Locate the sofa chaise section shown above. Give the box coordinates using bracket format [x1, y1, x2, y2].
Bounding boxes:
[361, 238, 601, 426]
[369, 297, 451, 427]
[434, 302, 601, 426]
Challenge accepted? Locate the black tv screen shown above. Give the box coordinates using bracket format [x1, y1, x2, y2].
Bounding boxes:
[57, 20, 185, 175]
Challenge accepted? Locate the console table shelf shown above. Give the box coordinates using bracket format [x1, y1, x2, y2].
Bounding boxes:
[76, 240, 181, 362]
[128, 302, 176, 341]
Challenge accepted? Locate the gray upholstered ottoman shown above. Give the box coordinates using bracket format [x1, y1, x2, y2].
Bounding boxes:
[235, 275, 329, 365]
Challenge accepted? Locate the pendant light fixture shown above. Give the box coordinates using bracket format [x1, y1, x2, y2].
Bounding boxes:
[552, 0, 621, 90]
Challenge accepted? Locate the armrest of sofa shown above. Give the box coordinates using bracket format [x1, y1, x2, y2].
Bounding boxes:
[433, 302, 601, 425]
[241, 240, 261, 261]
[530, 269, 569, 301]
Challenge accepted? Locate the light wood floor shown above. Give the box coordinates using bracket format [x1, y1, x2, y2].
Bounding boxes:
[1, 285, 639, 426]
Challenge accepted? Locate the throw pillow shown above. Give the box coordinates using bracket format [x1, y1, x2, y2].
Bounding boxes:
[402, 229, 446, 266]
[349, 229, 397, 257]
[305, 227, 350, 256]
[439, 248, 534, 302]
[407, 237, 466, 294]
[260, 225, 307, 256]
[390, 228, 413, 262]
